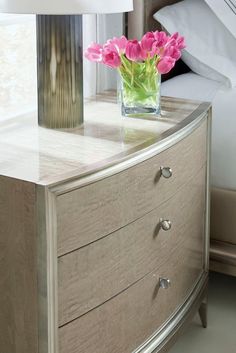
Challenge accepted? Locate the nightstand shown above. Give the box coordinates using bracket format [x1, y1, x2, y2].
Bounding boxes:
[0, 94, 211, 353]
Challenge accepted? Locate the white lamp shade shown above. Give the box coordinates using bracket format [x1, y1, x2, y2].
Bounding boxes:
[0, 0, 133, 14]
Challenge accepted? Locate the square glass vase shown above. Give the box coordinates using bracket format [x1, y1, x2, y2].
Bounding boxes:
[118, 67, 161, 117]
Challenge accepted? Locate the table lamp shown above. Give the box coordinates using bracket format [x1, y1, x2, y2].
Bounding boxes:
[0, 0, 133, 129]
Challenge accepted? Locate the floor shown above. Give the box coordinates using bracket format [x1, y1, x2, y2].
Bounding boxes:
[169, 272, 236, 353]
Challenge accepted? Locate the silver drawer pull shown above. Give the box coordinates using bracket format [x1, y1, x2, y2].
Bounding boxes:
[160, 219, 172, 231]
[159, 278, 171, 289]
[160, 166, 172, 179]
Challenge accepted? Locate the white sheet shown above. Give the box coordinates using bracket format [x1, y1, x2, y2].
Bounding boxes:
[161, 73, 236, 190]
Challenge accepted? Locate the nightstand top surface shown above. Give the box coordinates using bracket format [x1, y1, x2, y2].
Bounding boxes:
[0, 94, 210, 186]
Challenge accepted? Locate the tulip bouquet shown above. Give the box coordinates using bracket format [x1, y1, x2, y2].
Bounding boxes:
[85, 31, 185, 116]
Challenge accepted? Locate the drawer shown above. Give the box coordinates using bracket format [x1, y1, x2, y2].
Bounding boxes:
[58, 217, 204, 353]
[57, 118, 207, 256]
[58, 166, 206, 326]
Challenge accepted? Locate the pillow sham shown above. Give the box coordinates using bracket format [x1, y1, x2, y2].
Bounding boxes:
[153, 0, 236, 87]
[205, 0, 236, 39]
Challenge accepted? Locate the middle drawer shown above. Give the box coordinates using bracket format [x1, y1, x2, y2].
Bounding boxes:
[58, 166, 206, 326]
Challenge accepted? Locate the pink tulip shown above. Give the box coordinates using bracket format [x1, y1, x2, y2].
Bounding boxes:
[165, 38, 176, 49]
[140, 32, 155, 52]
[125, 39, 142, 61]
[150, 41, 162, 57]
[170, 32, 179, 41]
[164, 45, 181, 60]
[102, 49, 121, 68]
[84, 31, 185, 75]
[153, 31, 168, 47]
[106, 35, 128, 54]
[157, 56, 176, 74]
[84, 42, 103, 62]
[170, 32, 186, 49]
[140, 32, 156, 59]
[176, 36, 186, 49]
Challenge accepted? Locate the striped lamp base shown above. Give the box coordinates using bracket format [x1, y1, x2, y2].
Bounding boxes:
[37, 15, 83, 129]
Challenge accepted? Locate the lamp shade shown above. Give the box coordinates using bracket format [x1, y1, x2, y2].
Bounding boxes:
[0, 0, 133, 14]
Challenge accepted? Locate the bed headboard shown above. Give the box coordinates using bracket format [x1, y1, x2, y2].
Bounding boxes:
[127, 0, 181, 39]
[126, 0, 190, 80]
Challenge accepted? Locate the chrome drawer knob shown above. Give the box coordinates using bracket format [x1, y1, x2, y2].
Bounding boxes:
[160, 166, 172, 179]
[159, 277, 171, 289]
[160, 219, 172, 231]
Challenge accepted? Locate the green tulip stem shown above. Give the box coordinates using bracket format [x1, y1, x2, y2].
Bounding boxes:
[118, 55, 160, 110]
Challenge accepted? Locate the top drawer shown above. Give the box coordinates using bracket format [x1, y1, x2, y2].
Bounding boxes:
[57, 118, 207, 256]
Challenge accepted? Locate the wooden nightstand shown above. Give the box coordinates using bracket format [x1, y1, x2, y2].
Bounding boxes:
[0, 94, 211, 353]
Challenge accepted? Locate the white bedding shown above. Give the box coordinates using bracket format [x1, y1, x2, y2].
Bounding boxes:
[161, 73, 236, 190]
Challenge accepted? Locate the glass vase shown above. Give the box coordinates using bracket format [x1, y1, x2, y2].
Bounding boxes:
[119, 60, 161, 117]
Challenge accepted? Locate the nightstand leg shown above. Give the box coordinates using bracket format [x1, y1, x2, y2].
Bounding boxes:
[198, 299, 208, 328]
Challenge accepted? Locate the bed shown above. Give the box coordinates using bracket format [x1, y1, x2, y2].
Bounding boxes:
[127, 0, 236, 277]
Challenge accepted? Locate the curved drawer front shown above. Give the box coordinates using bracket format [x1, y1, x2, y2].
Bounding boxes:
[57, 118, 207, 256]
[58, 219, 204, 353]
[58, 166, 206, 326]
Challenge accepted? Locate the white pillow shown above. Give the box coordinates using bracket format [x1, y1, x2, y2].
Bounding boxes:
[205, 0, 236, 39]
[161, 72, 223, 102]
[153, 0, 236, 87]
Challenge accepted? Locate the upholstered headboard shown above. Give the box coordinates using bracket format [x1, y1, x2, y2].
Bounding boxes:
[126, 0, 190, 79]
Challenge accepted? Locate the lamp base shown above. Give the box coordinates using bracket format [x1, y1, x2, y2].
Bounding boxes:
[37, 15, 83, 129]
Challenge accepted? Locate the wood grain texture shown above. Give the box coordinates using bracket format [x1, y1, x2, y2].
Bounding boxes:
[210, 240, 236, 267]
[58, 166, 206, 325]
[57, 119, 207, 256]
[58, 203, 205, 353]
[211, 187, 236, 245]
[139, 275, 208, 353]
[0, 94, 211, 353]
[210, 260, 236, 278]
[210, 186, 236, 276]
[0, 177, 38, 353]
[0, 94, 210, 186]
[36, 187, 59, 353]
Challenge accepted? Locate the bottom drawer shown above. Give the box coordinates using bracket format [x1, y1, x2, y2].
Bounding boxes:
[58, 202, 205, 353]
